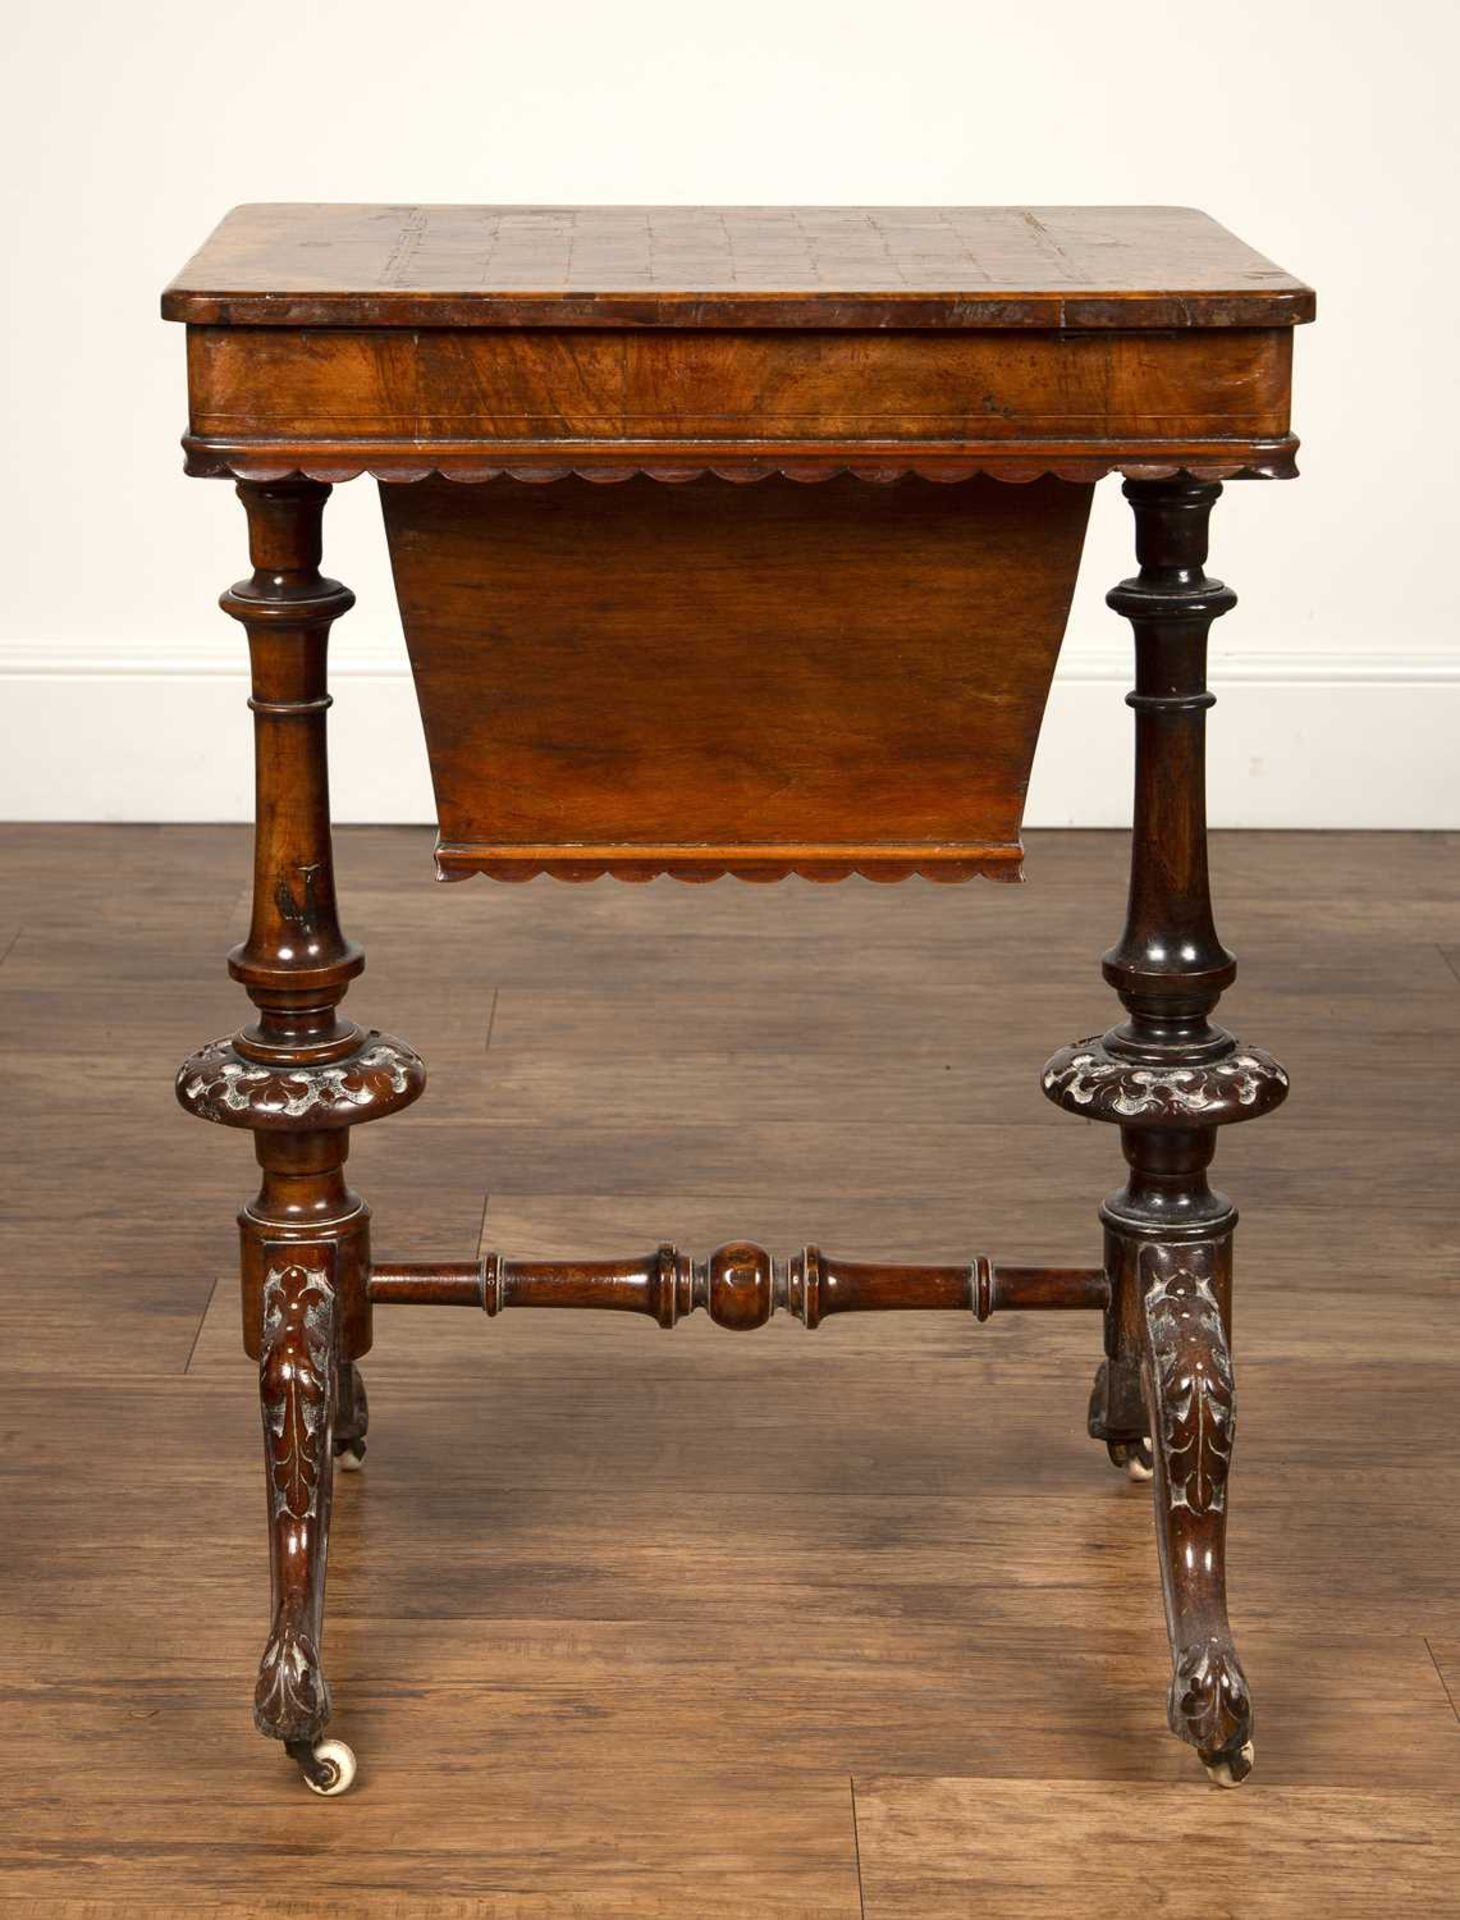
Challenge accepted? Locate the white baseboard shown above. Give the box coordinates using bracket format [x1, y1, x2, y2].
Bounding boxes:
[1, 641, 1455, 828]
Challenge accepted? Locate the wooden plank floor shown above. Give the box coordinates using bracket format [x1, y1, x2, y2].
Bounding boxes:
[1, 824, 1457, 1916]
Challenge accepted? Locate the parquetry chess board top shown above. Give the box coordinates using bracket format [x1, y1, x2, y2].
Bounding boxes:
[162, 204, 1315, 331]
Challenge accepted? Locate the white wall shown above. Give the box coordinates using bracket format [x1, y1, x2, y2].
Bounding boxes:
[2, 0, 1455, 826]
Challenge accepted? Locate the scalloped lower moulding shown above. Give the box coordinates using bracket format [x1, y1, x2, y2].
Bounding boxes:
[181, 435, 1302, 485]
[432, 843, 1027, 884]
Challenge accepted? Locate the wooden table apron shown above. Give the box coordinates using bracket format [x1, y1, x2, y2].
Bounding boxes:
[163, 204, 1313, 1796]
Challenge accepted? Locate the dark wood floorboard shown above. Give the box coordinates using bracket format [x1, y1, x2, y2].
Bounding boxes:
[1, 826, 1457, 1916]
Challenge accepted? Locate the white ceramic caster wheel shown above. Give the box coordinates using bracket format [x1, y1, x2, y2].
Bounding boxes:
[1202, 1739, 1254, 1788]
[337, 1447, 365, 1473]
[303, 1738, 357, 1796]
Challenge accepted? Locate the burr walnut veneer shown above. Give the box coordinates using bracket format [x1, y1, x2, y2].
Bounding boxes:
[163, 204, 1313, 1796]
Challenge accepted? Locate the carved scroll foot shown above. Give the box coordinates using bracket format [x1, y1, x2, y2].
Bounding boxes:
[255, 1259, 350, 1789]
[1140, 1239, 1254, 1782]
[334, 1358, 368, 1471]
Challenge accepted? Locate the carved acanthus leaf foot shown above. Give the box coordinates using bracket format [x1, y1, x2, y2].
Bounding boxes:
[1172, 1634, 1253, 1761]
[254, 1623, 331, 1743]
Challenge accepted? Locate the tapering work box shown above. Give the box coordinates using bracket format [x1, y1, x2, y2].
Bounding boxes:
[163, 204, 1313, 1794]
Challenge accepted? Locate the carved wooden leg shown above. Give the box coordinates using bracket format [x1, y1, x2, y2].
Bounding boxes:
[254, 1256, 354, 1792]
[1044, 477, 1287, 1783]
[176, 480, 424, 1795]
[1138, 1237, 1252, 1783]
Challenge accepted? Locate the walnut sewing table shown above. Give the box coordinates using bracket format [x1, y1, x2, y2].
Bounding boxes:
[162, 204, 1314, 1796]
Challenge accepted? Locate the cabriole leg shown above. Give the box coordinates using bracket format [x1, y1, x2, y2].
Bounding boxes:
[254, 1255, 355, 1793]
[1135, 1234, 1252, 1784]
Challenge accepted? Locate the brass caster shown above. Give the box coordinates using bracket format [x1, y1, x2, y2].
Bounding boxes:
[287, 1736, 358, 1796]
[1201, 1738, 1255, 1788]
[1106, 1437, 1153, 1482]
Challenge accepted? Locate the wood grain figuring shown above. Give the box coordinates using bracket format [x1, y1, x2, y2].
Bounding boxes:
[1, 827, 1459, 1911]
[381, 475, 1092, 882]
[852, 1778, 1460, 1919]
[166, 205, 1308, 484]
[183, 323, 1295, 442]
[162, 204, 1316, 329]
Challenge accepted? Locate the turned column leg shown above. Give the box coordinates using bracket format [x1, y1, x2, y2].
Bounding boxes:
[1043, 477, 1287, 1785]
[176, 479, 424, 1795]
